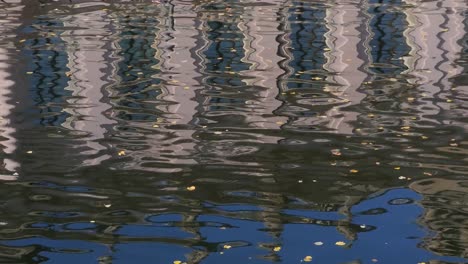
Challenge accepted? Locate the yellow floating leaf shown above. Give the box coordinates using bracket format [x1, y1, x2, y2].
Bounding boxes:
[349, 169, 358, 173]
[173, 261, 182, 264]
[223, 244, 232, 249]
[335, 241, 346, 246]
[421, 136, 428, 140]
[273, 246, 281, 252]
[26, 71, 33, 75]
[118, 150, 125, 156]
[394, 167, 400, 170]
[152, 124, 159, 128]
[186, 186, 196, 191]
[26, 150, 33, 154]
[401, 126, 410, 130]
[303, 256, 313, 262]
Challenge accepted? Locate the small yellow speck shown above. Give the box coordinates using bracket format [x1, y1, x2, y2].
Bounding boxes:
[223, 244, 232, 249]
[153, 124, 159, 128]
[26, 150, 33, 154]
[273, 246, 281, 252]
[187, 186, 196, 191]
[183, 86, 190, 90]
[314, 241, 323, 246]
[118, 150, 125, 156]
[350, 169, 358, 173]
[394, 167, 401, 170]
[303, 256, 313, 262]
[401, 126, 410, 130]
[447, 99, 453, 103]
[65, 72, 72, 77]
[173, 261, 182, 264]
[421, 136, 428, 140]
[335, 241, 346, 246]
[26, 71, 33, 75]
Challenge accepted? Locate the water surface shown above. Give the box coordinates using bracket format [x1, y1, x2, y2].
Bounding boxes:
[0, 0, 467, 263]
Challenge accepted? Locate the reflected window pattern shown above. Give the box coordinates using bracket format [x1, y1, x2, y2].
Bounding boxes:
[112, 12, 164, 122]
[24, 19, 71, 126]
[284, 1, 327, 90]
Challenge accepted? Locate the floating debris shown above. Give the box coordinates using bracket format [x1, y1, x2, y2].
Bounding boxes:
[273, 246, 281, 252]
[186, 186, 196, 191]
[118, 150, 126, 156]
[335, 241, 346, 246]
[303, 256, 313, 262]
[223, 244, 232, 249]
[349, 169, 359, 173]
[331, 149, 342, 156]
[314, 241, 323, 246]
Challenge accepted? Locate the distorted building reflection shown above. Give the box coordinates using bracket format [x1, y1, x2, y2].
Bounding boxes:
[61, 2, 116, 166]
[0, 0, 22, 179]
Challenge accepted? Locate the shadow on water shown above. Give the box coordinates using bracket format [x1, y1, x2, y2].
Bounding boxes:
[0, 0, 467, 263]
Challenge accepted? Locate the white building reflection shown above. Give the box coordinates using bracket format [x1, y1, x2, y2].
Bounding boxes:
[0, 0, 22, 179]
[61, 3, 117, 166]
[322, 0, 369, 134]
[402, 0, 466, 126]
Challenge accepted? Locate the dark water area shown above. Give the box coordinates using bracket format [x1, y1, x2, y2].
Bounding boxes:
[0, 0, 467, 263]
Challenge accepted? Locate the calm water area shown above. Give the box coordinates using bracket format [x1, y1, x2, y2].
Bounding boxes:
[0, 0, 467, 263]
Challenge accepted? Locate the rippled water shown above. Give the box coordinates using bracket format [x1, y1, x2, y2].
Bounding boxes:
[0, 0, 467, 263]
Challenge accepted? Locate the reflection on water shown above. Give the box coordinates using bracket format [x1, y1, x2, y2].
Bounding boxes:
[0, 0, 467, 263]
